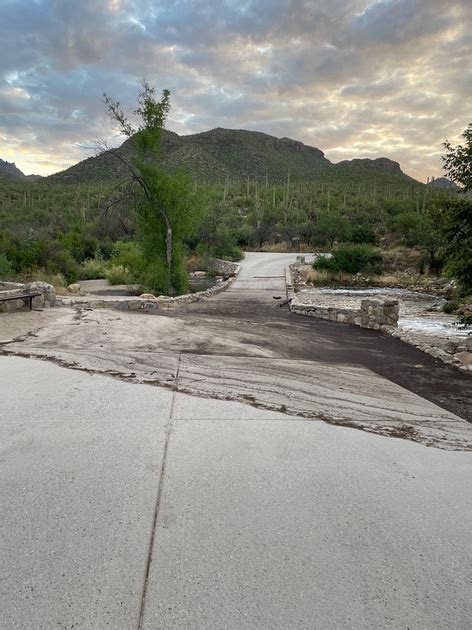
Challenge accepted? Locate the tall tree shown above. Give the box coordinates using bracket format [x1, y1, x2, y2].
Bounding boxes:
[441, 122, 472, 190]
[433, 123, 472, 295]
[101, 82, 202, 293]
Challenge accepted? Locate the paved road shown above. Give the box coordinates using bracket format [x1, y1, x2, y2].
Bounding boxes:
[1, 253, 472, 628]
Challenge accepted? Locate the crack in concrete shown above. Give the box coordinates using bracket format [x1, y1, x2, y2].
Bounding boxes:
[137, 352, 181, 630]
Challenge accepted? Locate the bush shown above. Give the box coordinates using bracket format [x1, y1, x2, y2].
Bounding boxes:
[0, 253, 13, 280]
[350, 225, 376, 244]
[442, 299, 461, 314]
[78, 258, 107, 280]
[314, 244, 383, 275]
[105, 265, 136, 285]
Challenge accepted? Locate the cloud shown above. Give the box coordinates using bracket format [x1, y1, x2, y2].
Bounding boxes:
[0, 0, 470, 179]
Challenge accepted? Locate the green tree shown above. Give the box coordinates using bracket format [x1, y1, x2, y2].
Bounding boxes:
[310, 212, 351, 248]
[442, 123, 472, 190]
[433, 123, 472, 294]
[432, 196, 472, 293]
[102, 82, 204, 293]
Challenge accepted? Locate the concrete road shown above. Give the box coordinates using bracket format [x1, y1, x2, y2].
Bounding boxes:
[3, 253, 471, 448]
[1, 356, 471, 629]
[1, 252, 472, 628]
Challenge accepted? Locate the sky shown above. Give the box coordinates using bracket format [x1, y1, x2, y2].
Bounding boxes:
[0, 0, 470, 180]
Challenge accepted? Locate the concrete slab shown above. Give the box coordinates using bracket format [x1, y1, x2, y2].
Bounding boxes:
[141, 417, 472, 629]
[0, 356, 172, 629]
[177, 353, 471, 449]
[173, 390, 301, 420]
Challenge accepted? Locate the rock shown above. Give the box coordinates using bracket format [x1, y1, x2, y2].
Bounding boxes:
[454, 351, 472, 366]
[26, 280, 54, 293]
[25, 280, 56, 307]
[68, 283, 81, 294]
[443, 283, 455, 299]
[139, 293, 157, 300]
[444, 341, 458, 354]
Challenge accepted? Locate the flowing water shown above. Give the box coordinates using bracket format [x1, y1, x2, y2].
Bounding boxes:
[297, 287, 468, 340]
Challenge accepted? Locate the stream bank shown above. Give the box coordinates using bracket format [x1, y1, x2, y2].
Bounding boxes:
[289, 264, 472, 372]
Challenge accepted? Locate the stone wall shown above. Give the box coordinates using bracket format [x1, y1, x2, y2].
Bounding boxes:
[290, 299, 399, 330]
[286, 265, 399, 331]
[0, 281, 56, 313]
[207, 258, 240, 277]
[56, 263, 241, 311]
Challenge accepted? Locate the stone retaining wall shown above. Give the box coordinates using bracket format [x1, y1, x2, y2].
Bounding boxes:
[56, 262, 241, 311]
[0, 281, 56, 313]
[207, 258, 240, 276]
[287, 265, 399, 331]
[290, 299, 399, 330]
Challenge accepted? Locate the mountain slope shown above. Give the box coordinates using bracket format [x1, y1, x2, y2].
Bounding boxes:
[427, 177, 459, 189]
[0, 159, 28, 180]
[0, 159, 42, 181]
[47, 127, 419, 186]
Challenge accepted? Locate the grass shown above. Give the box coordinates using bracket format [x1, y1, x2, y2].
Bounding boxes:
[304, 269, 423, 289]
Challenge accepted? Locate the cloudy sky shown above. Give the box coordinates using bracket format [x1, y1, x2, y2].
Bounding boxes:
[1, 0, 470, 180]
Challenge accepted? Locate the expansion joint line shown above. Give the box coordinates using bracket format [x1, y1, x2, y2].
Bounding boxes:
[137, 352, 182, 629]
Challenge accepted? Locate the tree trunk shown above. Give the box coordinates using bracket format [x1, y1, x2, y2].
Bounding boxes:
[165, 222, 172, 270]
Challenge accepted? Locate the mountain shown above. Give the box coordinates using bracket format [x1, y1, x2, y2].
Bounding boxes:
[47, 127, 418, 186]
[0, 158, 27, 180]
[427, 177, 459, 189]
[0, 159, 41, 181]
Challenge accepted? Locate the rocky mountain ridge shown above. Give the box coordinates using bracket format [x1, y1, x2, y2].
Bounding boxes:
[45, 127, 419, 186]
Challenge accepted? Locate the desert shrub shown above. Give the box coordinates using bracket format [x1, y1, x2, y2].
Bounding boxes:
[186, 255, 205, 272]
[0, 253, 13, 280]
[310, 212, 351, 247]
[314, 244, 383, 275]
[78, 258, 107, 280]
[442, 300, 459, 314]
[105, 265, 135, 285]
[141, 261, 171, 295]
[110, 241, 145, 272]
[382, 247, 422, 272]
[349, 225, 376, 244]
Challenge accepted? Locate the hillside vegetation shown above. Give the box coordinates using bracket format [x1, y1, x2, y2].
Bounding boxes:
[47, 127, 418, 187]
[0, 126, 464, 297]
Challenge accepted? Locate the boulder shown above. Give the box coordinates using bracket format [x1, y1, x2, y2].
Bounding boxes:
[454, 351, 472, 366]
[139, 293, 157, 300]
[67, 283, 81, 294]
[25, 280, 56, 307]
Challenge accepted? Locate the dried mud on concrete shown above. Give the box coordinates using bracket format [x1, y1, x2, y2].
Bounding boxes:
[1, 294, 471, 451]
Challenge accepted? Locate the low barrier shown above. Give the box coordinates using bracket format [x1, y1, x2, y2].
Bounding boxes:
[0, 281, 56, 313]
[56, 260, 241, 311]
[286, 265, 399, 331]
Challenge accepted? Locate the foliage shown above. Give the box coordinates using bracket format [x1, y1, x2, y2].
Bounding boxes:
[135, 168, 206, 293]
[442, 123, 472, 190]
[102, 82, 207, 294]
[0, 131, 464, 290]
[314, 244, 383, 275]
[431, 196, 472, 294]
[78, 258, 107, 280]
[48, 127, 421, 187]
[310, 212, 351, 247]
[0, 252, 12, 279]
[458, 314, 472, 329]
[105, 265, 137, 286]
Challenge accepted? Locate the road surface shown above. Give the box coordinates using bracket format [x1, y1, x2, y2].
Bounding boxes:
[1, 252, 471, 628]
